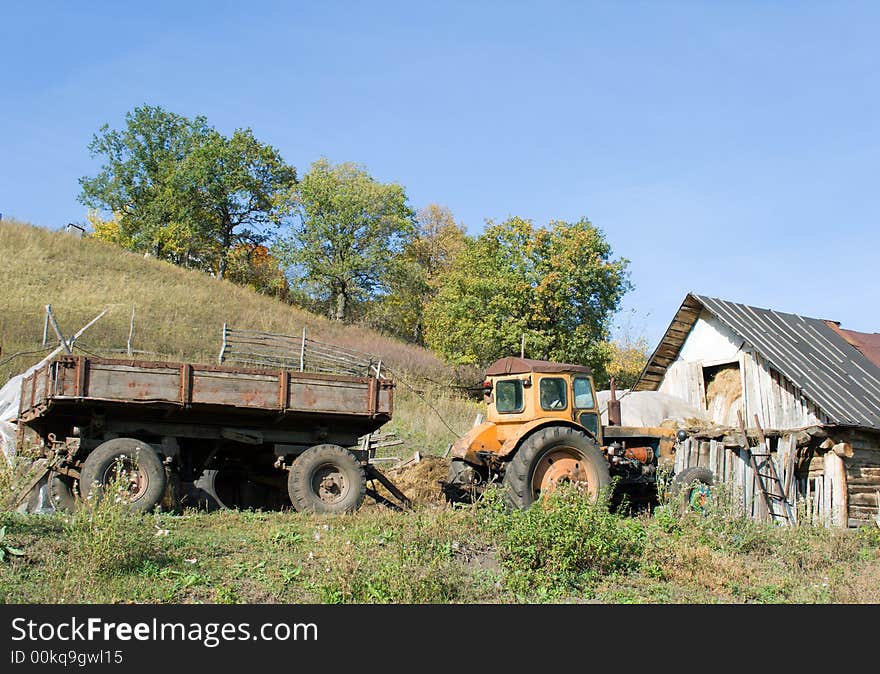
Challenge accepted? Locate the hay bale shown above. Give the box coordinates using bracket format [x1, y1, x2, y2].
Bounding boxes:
[383, 456, 450, 505]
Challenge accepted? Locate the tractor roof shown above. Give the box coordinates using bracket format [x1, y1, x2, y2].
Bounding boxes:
[485, 357, 593, 376]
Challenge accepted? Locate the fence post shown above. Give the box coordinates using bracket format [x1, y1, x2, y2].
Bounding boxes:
[219, 323, 227, 364]
[300, 327, 306, 372]
[42, 305, 50, 347]
[127, 305, 136, 356]
[46, 305, 73, 354]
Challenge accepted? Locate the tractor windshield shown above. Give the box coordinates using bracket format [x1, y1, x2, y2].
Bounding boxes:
[495, 379, 524, 413]
[539, 377, 567, 410]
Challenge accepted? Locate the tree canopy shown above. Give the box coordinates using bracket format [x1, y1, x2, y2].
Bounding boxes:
[79, 105, 296, 277]
[423, 216, 631, 381]
[368, 204, 467, 342]
[275, 158, 414, 322]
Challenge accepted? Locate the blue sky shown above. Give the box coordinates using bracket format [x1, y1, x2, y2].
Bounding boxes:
[1, 1, 877, 347]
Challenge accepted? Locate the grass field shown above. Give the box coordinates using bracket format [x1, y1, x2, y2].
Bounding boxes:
[1, 487, 878, 604]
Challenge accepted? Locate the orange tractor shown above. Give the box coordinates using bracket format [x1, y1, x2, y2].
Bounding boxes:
[443, 357, 707, 509]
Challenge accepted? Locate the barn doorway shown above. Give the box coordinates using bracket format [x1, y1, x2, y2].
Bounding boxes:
[701, 361, 743, 425]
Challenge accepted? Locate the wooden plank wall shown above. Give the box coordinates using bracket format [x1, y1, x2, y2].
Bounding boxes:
[843, 429, 880, 528]
[740, 352, 825, 430]
[676, 429, 880, 528]
[675, 432, 805, 525]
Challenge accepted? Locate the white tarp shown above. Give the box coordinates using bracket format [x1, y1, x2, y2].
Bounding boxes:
[0, 357, 57, 512]
[596, 389, 708, 428]
[0, 358, 50, 465]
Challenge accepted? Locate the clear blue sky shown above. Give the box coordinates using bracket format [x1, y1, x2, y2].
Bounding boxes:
[1, 1, 877, 347]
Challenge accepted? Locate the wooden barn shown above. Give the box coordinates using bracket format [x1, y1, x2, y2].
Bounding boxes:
[634, 293, 880, 528]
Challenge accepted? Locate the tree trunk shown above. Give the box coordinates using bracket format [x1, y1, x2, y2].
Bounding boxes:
[334, 290, 347, 322]
[218, 218, 232, 279]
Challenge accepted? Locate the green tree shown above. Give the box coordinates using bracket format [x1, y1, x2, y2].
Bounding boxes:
[79, 105, 210, 262]
[174, 128, 297, 278]
[423, 216, 631, 381]
[369, 204, 467, 342]
[79, 105, 297, 277]
[276, 158, 414, 322]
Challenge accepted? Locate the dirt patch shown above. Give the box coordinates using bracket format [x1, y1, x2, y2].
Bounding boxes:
[381, 456, 450, 506]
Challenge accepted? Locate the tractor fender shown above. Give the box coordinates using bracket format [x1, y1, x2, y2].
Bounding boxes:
[497, 419, 597, 460]
[449, 421, 502, 464]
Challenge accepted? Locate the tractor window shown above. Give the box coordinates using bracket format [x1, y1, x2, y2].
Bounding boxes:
[573, 377, 595, 409]
[495, 379, 524, 413]
[540, 377, 567, 411]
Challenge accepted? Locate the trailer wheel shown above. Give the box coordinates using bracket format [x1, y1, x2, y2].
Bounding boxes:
[287, 444, 365, 514]
[671, 467, 714, 514]
[79, 438, 167, 513]
[503, 425, 610, 509]
[47, 472, 77, 512]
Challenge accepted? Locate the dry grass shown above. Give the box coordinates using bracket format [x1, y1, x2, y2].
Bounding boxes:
[0, 218, 451, 384]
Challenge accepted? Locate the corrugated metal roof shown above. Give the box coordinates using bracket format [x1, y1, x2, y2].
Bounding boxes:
[635, 293, 880, 430]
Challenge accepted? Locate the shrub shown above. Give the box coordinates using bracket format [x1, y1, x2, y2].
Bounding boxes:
[491, 486, 646, 597]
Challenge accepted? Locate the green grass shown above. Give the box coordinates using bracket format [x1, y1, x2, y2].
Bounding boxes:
[0, 218, 454, 383]
[1, 492, 878, 604]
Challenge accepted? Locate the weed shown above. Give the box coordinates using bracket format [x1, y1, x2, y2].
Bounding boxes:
[158, 568, 206, 601]
[0, 526, 24, 562]
[492, 486, 646, 597]
[64, 460, 162, 577]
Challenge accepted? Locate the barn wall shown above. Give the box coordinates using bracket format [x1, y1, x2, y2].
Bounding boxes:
[840, 429, 880, 528]
[678, 311, 742, 362]
[741, 350, 825, 429]
[674, 428, 880, 528]
[659, 312, 825, 429]
[674, 434, 799, 523]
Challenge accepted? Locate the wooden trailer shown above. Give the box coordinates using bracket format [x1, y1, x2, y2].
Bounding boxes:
[13, 355, 407, 514]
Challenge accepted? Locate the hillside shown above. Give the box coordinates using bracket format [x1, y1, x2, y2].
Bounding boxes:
[0, 219, 481, 454]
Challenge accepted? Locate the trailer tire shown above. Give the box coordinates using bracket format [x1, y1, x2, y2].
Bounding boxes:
[79, 438, 167, 513]
[47, 472, 77, 512]
[671, 466, 714, 514]
[503, 425, 610, 509]
[288, 444, 365, 514]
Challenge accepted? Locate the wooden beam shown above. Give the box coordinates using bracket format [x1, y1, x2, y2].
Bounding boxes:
[831, 442, 853, 458]
[824, 451, 848, 527]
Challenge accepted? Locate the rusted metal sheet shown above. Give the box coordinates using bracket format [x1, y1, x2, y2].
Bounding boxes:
[18, 356, 393, 424]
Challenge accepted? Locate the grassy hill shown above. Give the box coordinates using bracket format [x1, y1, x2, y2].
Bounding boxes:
[0, 219, 480, 454]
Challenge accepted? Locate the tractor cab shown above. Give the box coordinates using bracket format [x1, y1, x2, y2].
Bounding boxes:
[483, 357, 603, 443]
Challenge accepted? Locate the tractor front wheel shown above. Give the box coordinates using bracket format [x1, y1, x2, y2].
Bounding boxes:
[503, 426, 610, 509]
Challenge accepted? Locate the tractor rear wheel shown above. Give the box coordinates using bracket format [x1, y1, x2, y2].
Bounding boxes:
[287, 444, 366, 514]
[503, 425, 610, 509]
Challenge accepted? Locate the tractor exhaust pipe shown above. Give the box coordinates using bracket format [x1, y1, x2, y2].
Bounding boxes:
[608, 377, 622, 427]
